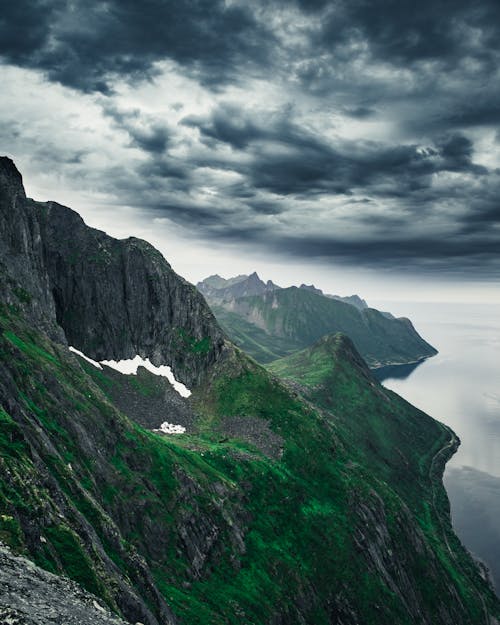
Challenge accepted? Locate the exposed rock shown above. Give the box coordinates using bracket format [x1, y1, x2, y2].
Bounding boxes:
[216, 415, 284, 460]
[0, 542, 128, 625]
[0, 157, 227, 389]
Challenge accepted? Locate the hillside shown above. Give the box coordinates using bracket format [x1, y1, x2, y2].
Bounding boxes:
[212, 285, 437, 367]
[0, 157, 498, 625]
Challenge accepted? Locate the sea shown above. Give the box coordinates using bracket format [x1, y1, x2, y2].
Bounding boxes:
[372, 301, 500, 592]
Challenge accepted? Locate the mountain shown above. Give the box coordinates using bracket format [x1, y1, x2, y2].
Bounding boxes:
[299, 284, 369, 310]
[198, 273, 369, 311]
[197, 272, 279, 304]
[328, 293, 368, 309]
[0, 157, 498, 625]
[209, 284, 437, 366]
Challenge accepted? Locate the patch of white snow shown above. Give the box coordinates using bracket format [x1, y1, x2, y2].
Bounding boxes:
[100, 355, 192, 397]
[153, 421, 186, 434]
[69, 346, 103, 369]
[68, 348, 191, 397]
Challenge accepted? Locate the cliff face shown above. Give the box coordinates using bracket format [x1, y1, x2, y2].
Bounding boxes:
[0, 157, 226, 388]
[0, 158, 499, 625]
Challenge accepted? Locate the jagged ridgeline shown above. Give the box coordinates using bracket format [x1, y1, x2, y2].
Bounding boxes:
[197, 274, 438, 367]
[0, 157, 498, 625]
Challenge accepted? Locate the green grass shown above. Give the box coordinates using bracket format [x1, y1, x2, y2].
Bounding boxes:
[177, 328, 212, 355]
[0, 301, 497, 624]
[44, 524, 103, 596]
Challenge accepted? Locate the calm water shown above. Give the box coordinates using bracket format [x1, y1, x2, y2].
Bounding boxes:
[372, 301, 500, 591]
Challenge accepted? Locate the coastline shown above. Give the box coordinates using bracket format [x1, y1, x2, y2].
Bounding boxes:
[429, 425, 498, 618]
[371, 353, 435, 380]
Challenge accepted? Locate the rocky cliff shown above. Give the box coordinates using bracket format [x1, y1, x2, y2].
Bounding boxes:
[0, 157, 498, 625]
[0, 157, 226, 388]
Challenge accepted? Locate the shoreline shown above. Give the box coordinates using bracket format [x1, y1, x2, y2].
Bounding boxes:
[370, 353, 436, 371]
[429, 426, 498, 616]
[371, 353, 436, 380]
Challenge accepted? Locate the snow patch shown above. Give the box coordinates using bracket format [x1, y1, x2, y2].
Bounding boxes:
[100, 355, 191, 398]
[69, 346, 103, 369]
[153, 421, 186, 434]
[69, 348, 191, 397]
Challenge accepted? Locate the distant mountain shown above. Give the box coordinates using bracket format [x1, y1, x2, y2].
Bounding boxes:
[328, 293, 368, 310]
[299, 284, 369, 310]
[197, 272, 279, 304]
[200, 274, 437, 367]
[199, 274, 369, 312]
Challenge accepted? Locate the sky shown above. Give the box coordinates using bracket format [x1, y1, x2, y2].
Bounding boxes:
[1, 0, 499, 305]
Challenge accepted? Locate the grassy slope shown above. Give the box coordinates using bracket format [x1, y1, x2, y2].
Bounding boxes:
[268, 333, 498, 618]
[0, 296, 498, 624]
[212, 305, 303, 363]
[219, 288, 437, 367]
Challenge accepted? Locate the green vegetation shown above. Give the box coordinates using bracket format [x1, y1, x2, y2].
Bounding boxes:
[212, 287, 437, 367]
[0, 302, 497, 624]
[12, 286, 32, 304]
[177, 328, 211, 355]
[213, 305, 303, 363]
[267, 333, 494, 620]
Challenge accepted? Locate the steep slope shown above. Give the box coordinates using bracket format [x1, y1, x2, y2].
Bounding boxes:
[0, 157, 226, 389]
[223, 286, 437, 367]
[268, 334, 500, 614]
[211, 304, 304, 362]
[0, 158, 498, 625]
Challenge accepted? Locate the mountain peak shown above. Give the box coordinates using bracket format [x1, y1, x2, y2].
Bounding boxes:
[0, 156, 26, 204]
[299, 283, 323, 295]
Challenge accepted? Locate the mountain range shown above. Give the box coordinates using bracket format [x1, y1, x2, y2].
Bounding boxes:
[197, 273, 436, 367]
[0, 157, 498, 625]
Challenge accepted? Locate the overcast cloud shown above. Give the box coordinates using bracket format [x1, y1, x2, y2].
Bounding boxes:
[1, 0, 499, 287]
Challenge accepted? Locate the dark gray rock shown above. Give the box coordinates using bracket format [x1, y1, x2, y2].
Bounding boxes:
[0, 157, 227, 389]
[0, 543, 128, 625]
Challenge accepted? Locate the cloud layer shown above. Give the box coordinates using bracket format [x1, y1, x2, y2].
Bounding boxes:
[1, 0, 499, 278]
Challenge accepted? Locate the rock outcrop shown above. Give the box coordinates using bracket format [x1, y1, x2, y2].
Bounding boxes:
[0, 543, 128, 625]
[0, 157, 226, 388]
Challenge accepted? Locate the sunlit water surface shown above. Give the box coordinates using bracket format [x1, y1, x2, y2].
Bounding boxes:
[372, 301, 500, 591]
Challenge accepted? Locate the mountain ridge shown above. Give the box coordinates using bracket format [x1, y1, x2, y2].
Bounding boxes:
[202, 279, 437, 367]
[198, 272, 369, 310]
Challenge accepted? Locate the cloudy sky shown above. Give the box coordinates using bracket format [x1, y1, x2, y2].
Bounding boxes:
[1, 0, 499, 304]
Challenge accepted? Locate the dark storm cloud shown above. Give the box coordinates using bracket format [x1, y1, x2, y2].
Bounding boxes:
[2, 0, 500, 278]
[317, 0, 500, 66]
[270, 233, 500, 273]
[0, 1, 61, 62]
[103, 105, 171, 154]
[0, 0, 270, 92]
[185, 106, 485, 196]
